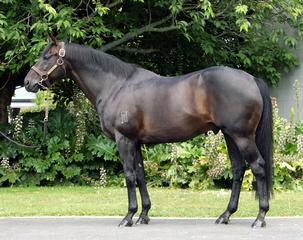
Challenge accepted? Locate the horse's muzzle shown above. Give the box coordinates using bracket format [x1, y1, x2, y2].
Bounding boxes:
[24, 78, 40, 93]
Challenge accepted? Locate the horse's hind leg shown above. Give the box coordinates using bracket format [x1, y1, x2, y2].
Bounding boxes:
[115, 132, 138, 227]
[135, 145, 151, 224]
[233, 135, 269, 227]
[216, 134, 245, 224]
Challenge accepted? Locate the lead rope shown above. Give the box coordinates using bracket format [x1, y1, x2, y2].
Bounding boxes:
[43, 89, 50, 138]
[0, 130, 38, 149]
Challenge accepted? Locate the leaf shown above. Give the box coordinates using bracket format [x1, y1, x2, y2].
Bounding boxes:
[45, 4, 57, 15]
[284, 36, 297, 48]
[5, 50, 14, 59]
[0, 19, 7, 26]
[73, 153, 84, 162]
[237, 51, 251, 66]
[235, 4, 248, 15]
[63, 20, 71, 28]
[86, 135, 118, 161]
[169, 0, 183, 15]
[177, 21, 188, 31]
[199, 0, 214, 19]
[38, 0, 57, 16]
[61, 165, 81, 179]
[236, 18, 251, 32]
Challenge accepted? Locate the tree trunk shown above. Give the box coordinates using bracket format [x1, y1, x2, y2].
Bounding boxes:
[0, 71, 26, 124]
[0, 78, 15, 124]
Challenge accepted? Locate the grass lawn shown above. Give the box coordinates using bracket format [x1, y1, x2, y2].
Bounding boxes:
[0, 187, 302, 217]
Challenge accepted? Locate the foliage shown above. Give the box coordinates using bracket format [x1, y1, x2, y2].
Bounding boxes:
[1, 0, 303, 88]
[21, 89, 56, 113]
[272, 97, 303, 190]
[0, 90, 122, 186]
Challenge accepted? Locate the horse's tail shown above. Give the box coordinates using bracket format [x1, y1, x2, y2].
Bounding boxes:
[254, 77, 273, 199]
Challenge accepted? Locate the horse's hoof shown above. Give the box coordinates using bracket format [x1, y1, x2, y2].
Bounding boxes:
[136, 215, 150, 225]
[215, 215, 230, 224]
[118, 217, 133, 227]
[251, 219, 266, 228]
[215, 217, 230, 224]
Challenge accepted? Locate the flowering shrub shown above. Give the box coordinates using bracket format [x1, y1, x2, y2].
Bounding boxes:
[271, 97, 303, 189]
[0, 91, 121, 186]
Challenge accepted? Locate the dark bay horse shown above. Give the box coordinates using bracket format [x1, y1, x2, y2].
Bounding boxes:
[24, 37, 273, 228]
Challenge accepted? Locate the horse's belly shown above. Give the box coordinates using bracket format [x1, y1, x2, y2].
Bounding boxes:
[139, 117, 214, 144]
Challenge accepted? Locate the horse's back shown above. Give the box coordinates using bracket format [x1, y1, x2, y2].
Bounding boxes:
[201, 66, 260, 99]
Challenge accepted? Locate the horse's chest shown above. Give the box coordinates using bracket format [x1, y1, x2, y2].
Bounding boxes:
[97, 97, 134, 138]
[97, 100, 116, 139]
[99, 116, 114, 139]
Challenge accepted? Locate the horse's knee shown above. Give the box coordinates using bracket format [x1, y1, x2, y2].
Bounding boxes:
[125, 171, 136, 187]
[136, 167, 146, 186]
[233, 166, 245, 181]
[250, 157, 265, 179]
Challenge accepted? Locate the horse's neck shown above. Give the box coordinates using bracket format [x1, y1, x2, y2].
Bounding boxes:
[65, 43, 159, 106]
[71, 68, 123, 105]
[66, 60, 126, 107]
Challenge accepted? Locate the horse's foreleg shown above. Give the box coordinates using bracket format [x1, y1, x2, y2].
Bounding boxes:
[135, 145, 151, 224]
[116, 132, 138, 227]
[216, 134, 245, 224]
[234, 136, 269, 228]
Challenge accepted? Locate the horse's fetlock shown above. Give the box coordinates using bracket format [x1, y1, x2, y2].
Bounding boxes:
[143, 201, 151, 211]
[260, 200, 269, 212]
[129, 206, 138, 214]
[228, 205, 238, 214]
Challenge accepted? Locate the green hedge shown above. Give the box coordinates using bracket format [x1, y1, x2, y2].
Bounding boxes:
[1, 93, 303, 190]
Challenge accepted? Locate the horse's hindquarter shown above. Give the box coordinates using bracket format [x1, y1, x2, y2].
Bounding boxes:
[202, 67, 263, 136]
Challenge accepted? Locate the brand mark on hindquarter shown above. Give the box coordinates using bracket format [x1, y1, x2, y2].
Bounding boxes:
[120, 111, 129, 124]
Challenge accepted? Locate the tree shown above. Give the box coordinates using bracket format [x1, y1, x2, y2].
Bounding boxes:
[1, 0, 303, 122]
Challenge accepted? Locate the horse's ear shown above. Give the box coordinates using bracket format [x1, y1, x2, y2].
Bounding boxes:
[49, 35, 59, 46]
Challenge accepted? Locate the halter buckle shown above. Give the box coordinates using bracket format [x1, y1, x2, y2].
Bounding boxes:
[58, 48, 65, 57]
[41, 74, 48, 81]
[57, 58, 64, 65]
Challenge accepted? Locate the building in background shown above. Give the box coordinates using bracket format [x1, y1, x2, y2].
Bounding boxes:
[11, 87, 36, 110]
[270, 43, 303, 121]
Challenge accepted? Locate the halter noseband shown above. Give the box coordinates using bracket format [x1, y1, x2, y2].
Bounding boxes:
[31, 43, 66, 88]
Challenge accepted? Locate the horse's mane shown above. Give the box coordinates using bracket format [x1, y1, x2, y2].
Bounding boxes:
[65, 43, 137, 78]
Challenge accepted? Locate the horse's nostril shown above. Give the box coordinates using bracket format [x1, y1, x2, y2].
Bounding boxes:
[25, 79, 30, 86]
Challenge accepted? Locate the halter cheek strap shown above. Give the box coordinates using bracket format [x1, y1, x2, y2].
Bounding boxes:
[31, 43, 66, 88]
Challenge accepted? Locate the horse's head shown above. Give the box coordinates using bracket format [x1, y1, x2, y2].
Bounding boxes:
[24, 36, 67, 92]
